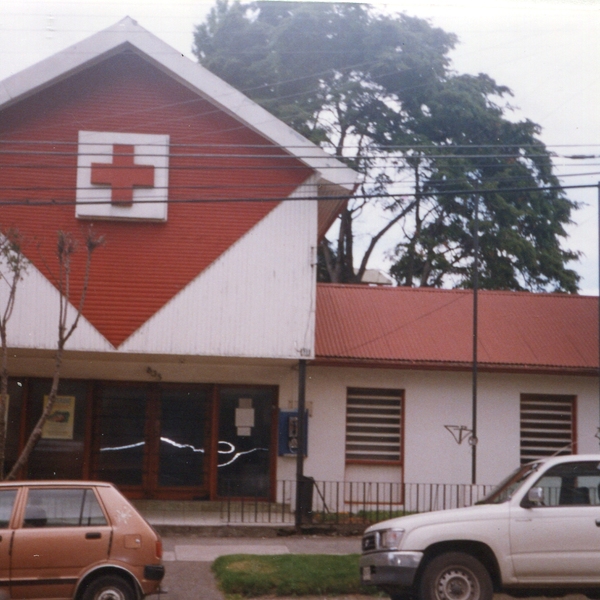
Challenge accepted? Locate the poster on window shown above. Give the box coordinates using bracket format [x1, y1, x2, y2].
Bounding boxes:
[41, 395, 75, 440]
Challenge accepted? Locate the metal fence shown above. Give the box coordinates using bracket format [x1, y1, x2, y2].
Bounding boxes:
[219, 479, 495, 525]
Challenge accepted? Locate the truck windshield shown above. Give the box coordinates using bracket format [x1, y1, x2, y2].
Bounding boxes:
[479, 462, 541, 504]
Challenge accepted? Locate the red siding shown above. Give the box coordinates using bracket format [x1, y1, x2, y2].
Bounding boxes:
[0, 53, 313, 347]
[315, 284, 598, 372]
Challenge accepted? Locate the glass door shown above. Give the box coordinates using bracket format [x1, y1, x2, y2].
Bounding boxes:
[92, 385, 147, 488]
[158, 386, 209, 491]
[217, 387, 276, 499]
[92, 383, 210, 498]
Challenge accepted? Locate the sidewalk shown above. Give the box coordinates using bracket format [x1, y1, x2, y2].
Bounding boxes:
[161, 534, 362, 562]
[136, 499, 367, 537]
[158, 535, 363, 600]
[134, 499, 296, 528]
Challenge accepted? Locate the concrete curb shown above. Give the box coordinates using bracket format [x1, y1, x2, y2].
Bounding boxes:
[154, 524, 366, 537]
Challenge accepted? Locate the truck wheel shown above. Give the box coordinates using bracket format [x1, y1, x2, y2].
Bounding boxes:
[419, 552, 492, 600]
[82, 575, 136, 600]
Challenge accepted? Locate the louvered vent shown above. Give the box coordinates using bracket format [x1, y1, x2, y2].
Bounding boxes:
[345, 388, 402, 462]
[520, 394, 575, 464]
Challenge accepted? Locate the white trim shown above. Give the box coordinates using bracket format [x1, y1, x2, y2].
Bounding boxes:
[0, 17, 357, 193]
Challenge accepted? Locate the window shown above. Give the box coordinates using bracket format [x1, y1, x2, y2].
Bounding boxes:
[0, 490, 17, 528]
[532, 461, 600, 506]
[23, 488, 107, 528]
[345, 388, 402, 463]
[520, 394, 575, 464]
[26, 379, 89, 480]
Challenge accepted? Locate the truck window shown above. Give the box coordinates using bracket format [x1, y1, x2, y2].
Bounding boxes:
[480, 462, 540, 504]
[531, 461, 600, 507]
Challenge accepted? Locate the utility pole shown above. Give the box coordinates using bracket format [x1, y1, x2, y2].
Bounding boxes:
[471, 197, 479, 484]
[295, 359, 307, 529]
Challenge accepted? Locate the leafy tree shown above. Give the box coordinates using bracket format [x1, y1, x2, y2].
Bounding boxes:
[193, 0, 579, 292]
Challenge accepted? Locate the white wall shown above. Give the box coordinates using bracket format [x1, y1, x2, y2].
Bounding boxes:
[303, 365, 599, 487]
[1, 179, 318, 359]
[121, 179, 319, 358]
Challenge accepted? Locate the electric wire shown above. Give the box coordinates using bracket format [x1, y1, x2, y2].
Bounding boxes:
[0, 182, 597, 208]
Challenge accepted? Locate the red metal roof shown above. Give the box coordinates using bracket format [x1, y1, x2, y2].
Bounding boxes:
[315, 284, 599, 373]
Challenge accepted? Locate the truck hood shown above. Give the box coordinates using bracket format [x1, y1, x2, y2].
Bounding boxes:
[364, 502, 508, 534]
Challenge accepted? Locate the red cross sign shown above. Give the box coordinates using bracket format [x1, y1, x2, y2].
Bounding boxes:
[91, 144, 155, 205]
[77, 131, 169, 222]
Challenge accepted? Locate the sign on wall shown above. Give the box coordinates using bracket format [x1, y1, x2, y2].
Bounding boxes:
[41, 395, 76, 440]
[76, 130, 170, 221]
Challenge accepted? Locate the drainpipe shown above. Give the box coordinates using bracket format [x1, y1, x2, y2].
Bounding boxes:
[295, 359, 307, 530]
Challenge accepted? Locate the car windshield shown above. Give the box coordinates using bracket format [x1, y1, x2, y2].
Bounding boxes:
[479, 462, 541, 504]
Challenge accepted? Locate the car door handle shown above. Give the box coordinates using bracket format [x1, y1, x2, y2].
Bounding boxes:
[595, 519, 600, 527]
[85, 532, 102, 539]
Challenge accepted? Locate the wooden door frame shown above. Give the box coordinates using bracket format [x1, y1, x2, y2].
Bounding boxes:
[90, 381, 212, 500]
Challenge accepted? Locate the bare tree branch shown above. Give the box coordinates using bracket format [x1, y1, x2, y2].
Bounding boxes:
[6, 229, 103, 480]
[0, 229, 28, 478]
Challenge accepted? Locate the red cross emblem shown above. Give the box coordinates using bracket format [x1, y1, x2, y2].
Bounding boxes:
[90, 144, 155, 205]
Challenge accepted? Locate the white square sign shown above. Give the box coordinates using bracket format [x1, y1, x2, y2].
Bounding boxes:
[76, 131, 170, 221]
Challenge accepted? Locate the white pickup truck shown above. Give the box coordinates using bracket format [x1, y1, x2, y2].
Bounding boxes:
[360, 454, 600, 600]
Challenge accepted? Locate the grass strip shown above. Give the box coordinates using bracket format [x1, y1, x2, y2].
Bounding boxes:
[212, 553, 379, 597]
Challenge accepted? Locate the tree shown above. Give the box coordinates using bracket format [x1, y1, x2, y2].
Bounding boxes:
[193, 1, 579, 292]
[0, 229, 103, 480]
[0, 230, 28, 477]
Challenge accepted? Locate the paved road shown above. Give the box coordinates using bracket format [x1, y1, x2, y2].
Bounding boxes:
[158, 535, 363, 600]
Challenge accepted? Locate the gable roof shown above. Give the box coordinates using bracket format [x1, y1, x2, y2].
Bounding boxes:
[0, 17, 357, 236]
[315, 284, 598, 375]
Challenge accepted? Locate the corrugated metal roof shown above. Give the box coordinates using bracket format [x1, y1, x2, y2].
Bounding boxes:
[315, 284, 599, 373]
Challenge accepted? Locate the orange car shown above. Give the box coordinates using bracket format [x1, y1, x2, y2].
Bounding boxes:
[0, 481, 164, 600]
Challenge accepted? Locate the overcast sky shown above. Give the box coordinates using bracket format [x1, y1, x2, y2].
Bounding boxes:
[2, 0, 599, 293]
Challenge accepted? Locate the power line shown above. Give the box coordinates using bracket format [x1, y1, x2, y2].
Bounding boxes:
[3, 139, 600, 150]
[3, 166, 598, 195]
[0, 182, 596, 208]
[0, 149, 571, 161]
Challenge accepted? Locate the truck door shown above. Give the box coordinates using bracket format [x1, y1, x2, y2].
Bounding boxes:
[510, 460, 600, 583]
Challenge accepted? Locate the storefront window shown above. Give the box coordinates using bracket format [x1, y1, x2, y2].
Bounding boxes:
[26, 379, 88, 480]
[159, 386, 208, 487]
[5, 379, 24, 477]
[93, 385, 147, 486]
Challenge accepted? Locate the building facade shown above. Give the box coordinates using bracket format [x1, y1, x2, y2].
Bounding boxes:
[1, 19, 598, 502]
[0, 18, 356, 500]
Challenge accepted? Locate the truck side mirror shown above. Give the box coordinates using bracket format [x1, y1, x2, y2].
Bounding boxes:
[523, 486, 544, 507]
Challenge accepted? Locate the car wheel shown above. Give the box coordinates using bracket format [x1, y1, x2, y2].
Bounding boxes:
[82, 575, 136, 600]
[419, 552, 492, 600]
